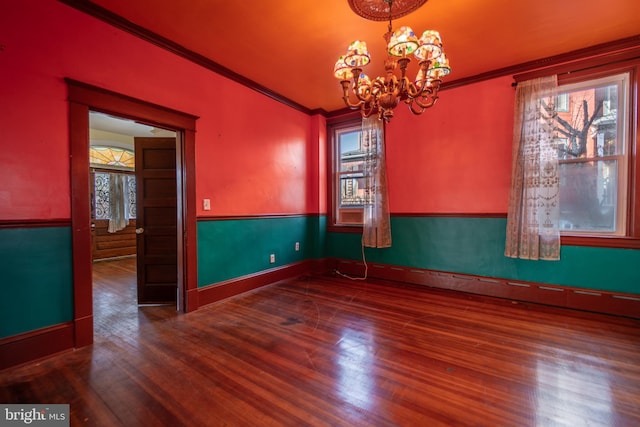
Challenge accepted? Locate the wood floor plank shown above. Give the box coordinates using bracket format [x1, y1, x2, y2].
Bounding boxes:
[1, 258, 639, 426]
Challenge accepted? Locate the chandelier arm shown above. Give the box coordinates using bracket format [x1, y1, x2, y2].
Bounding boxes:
[390, 74, 399, 90]
[403, 78, 420, 98]
[429, 79, 443, 95]
[349, 68, 377, 104]
[407, 99, 425, 115]
[360, 100, 376, 118]
[411, 92, 439, 110]
[410, 79, 442, 109]
[397, 58, 410, 87]
[396, 78, 406, 97]
[340, 80, 365, 109]
[355, 85, 374, 104]
[370, 80, 386, 107]
[415, 60, 430, 85]
[342, 97, 363, 110]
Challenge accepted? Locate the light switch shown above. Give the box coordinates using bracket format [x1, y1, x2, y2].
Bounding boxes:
[203, 198, 211, 211]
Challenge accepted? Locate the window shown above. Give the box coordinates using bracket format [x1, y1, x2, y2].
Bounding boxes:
[515, 51, 640, 248]
[92, 171, 136, 220]
[89, 145, 136, 221]
[552, 73, 629, 236]
[90, 146, 135, 168]
[330, 119, 366, 226]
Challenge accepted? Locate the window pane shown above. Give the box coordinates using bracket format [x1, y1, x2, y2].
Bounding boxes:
[553, 78, 621, 160]
[555, 93, 569, 112]
[127, 175, 137, 219]
[337, 128, 365, 208]
[340, 174, 365, 206]
[559, 160, 617, 232]
[339, 131, 364, 172]
[90, 146, 135, 168]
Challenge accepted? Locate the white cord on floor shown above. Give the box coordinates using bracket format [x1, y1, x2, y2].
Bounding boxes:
[334, 236, 368, 281]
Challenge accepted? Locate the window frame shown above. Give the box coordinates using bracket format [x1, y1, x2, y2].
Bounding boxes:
[553, 71, 629, 237]
[552, 61, 639, 248]
[327, 114, 366, 232]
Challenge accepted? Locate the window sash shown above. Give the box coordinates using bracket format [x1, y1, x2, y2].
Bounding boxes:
[558, 157, 623, 235]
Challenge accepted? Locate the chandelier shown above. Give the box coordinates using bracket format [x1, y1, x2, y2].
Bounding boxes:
[333, 0, 451, 122]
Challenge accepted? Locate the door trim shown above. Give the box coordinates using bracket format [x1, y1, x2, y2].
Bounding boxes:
[67, 79, 199, 347]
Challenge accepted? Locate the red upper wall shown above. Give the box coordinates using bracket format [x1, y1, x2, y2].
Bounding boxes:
[386, 76, 515, 213]
[0, 0, 316, 220]
[1, 0, 516, 221]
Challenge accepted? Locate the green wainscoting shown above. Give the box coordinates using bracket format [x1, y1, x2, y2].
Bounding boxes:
[326, 216, 640, 295]
[197, 215, 325, 287]
[0, 226, 73, 338]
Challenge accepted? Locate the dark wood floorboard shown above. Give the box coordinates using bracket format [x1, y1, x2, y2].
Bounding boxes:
[1, 257, 639, 426]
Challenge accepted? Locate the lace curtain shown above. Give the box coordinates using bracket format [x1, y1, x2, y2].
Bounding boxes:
[108, 173, 131, 233]
[362, 116, 392, 248]
[505, 76, 560, 260]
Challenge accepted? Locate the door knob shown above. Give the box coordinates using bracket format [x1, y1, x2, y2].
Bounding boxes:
[135, 227, 144, 234]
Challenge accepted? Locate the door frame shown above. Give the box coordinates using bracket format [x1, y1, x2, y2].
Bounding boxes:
[67, 79, 200, 348]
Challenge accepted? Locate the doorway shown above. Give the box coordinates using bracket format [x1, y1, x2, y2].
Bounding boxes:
[89, 113, 178, 305]
[68, 79, 199, 348]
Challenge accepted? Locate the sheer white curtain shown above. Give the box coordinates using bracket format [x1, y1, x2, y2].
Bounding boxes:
[362, 116, 392, 248]
[505, 76, 560, 260]
[108, 173, 130, 233]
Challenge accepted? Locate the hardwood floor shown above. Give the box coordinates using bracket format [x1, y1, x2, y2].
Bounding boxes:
[1, 258, 639, 426]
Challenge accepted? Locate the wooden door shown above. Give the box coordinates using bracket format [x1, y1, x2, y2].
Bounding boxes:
[135, 137, 177, 304]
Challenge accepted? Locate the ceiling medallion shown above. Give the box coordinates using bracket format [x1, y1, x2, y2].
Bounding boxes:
[335, 0, 450, 122]
[348, 0, 428, 21]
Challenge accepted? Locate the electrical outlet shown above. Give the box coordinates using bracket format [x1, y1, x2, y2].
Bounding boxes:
[295, 242, 300, 251]
[269, 254, 275, 263]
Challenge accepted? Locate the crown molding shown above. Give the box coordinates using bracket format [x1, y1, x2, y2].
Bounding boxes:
[58, 0, 313, 115]
[57, 1, 640, 117]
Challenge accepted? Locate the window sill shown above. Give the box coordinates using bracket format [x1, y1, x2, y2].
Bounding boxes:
[327, 224, 363, 234]
[561, 235, 640, 249]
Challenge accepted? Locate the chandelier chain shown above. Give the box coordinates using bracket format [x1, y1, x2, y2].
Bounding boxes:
[387, 0, 393, 35]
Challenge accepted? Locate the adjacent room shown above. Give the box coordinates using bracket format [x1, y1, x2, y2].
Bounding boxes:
[1, 0, 639, 425]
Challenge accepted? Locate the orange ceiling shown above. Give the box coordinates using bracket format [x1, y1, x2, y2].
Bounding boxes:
[89, 0, 640, 112]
